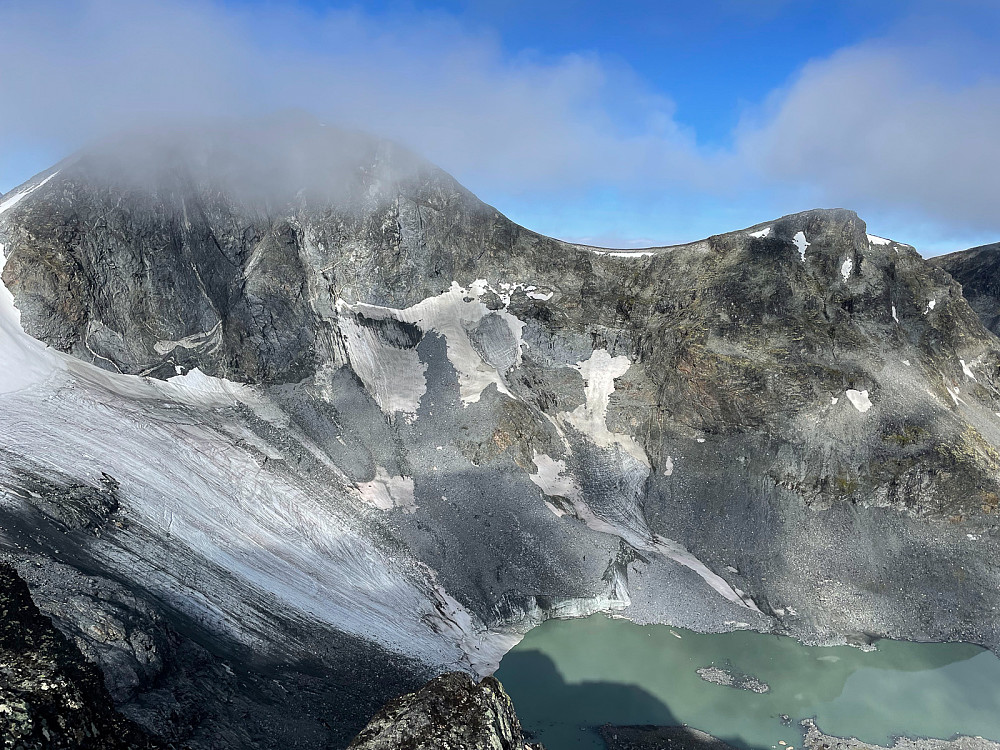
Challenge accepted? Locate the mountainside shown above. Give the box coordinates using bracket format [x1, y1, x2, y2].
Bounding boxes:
[932, 243, 1000, 336]
[2, 118, 1000, 747]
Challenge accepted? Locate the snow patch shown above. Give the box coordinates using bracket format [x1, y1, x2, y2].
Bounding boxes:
[892, 305, 898, 323]
[662, 455, 674, 476]
[792, 231, 809, 261]
[925, 299, 936, 314]
[840, 258, 853, 282]
[336, 310, 427, 416]
[154, 323, 223, 356]
[338, 280, 527, 408]
[945, 381, 965, 406]
[0, 172, 59, 216]
[559, 349, 650, 468]
[960, 359, 977, 381]
[0, 242, 64, 394]
[588, 249, 656, 258]
[845, 389, 872, 413]
[867, 234, 891, 246]
[529, 452, 583, 506]
[356, 468, 417, 513]
[749, 227, 771, 238]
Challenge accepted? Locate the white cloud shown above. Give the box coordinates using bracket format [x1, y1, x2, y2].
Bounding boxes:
[736, 41, 1000, 232]
[0, 1, 998, 249]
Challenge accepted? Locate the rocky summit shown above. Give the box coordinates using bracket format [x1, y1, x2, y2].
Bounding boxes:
[2, 117, 1000, 747]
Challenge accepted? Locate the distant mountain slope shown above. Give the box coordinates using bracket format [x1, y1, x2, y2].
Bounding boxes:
[2, 118, 1000, 748]
[931, 242, 1000, 336]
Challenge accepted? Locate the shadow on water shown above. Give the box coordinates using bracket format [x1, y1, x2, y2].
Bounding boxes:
[497, 649, 766, 750]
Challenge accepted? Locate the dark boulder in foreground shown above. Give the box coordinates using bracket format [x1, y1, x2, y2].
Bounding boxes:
[349, 671, 542, 750]
[0, 563, 167, 750]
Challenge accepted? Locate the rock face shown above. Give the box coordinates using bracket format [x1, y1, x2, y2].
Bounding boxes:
[800, 719, 1000, 750]
[2, 118, 1000, 747]
[931, 243, 1000, 336]
[0, 563, 165, 749]
[348, 671, 540, 750]
[695, 666, 769, 693]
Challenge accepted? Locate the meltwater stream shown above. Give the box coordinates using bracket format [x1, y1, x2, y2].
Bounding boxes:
[494, 615, 1000, 750]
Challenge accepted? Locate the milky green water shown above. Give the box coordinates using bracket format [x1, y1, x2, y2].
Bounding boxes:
[494, 615, 999, 750]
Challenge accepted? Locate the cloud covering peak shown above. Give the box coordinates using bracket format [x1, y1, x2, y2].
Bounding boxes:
[1, 0, 998, 252]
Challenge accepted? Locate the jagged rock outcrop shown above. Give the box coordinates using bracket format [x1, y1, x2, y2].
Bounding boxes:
[2, 118, 1000, 748]
[348, 671, 541, 750]
[0, 563, 166, 749]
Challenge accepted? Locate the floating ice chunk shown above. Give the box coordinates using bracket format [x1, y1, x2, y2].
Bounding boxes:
[960, 359, 977, 381]
[792, 231, 809, 261]
[845, 389, 872, 413]
[867, 234, 891, 246]
[749, 226, 771, 238]
[841, 258, 854, 282]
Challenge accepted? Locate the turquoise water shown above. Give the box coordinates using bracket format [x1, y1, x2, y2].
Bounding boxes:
[494, 615, 999, 750]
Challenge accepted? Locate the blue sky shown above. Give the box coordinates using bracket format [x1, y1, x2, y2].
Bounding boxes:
[2, 0, 999, 253]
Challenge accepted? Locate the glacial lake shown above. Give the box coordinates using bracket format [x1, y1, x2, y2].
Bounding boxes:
[494, 614, 1000, 750]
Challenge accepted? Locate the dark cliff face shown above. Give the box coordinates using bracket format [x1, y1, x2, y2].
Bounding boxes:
[931, 243, 1000, 336]
[3, 121, 1000, 750]
[0, 563, 166, 750]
